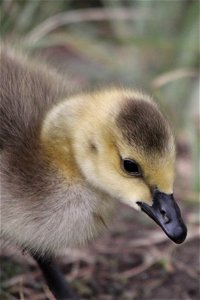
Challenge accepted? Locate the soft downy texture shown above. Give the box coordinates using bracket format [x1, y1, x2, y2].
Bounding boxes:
[1, 46, 185, 258]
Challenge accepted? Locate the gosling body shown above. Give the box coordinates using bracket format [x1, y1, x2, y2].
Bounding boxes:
[0, 48, 114, 255]
[0, 46, 186, 257]
[0, 46, 187, 299]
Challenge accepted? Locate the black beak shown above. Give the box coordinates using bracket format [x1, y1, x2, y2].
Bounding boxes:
[137, 190, 187, 244]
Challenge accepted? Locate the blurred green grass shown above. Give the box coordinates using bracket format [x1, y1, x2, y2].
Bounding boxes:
[0, 0, 199, 193]
[0, 2, 199, 299]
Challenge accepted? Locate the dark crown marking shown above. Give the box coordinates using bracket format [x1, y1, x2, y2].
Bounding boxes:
[116, 99, 170, 153]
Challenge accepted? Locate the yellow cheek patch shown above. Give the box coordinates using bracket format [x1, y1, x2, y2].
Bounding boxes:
[144, 163, 175, 194]
[41, 141, 82, 183]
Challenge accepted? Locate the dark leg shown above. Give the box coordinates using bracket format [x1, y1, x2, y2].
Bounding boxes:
[32, 253, 79, 300]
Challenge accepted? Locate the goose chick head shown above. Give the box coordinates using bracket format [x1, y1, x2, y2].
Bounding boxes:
[42, 88, 187, 243]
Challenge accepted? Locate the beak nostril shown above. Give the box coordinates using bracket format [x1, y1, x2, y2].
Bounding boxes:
[160, 209, 166, 216]
[160, 209, 170, 224]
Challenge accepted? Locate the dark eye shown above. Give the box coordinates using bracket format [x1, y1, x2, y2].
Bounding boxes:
[122, 159, 141, 176]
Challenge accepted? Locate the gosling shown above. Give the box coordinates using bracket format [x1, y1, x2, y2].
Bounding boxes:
[0, 46, 187, 299]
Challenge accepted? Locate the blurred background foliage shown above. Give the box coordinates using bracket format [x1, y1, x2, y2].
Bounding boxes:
[0, 0, 199, 191]
[0, 1, 199, 299]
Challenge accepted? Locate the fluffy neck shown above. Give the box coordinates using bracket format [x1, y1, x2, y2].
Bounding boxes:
[40, 95, 87, 181]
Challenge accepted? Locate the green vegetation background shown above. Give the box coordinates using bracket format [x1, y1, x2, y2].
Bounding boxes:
[0, 1, 199, 298]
